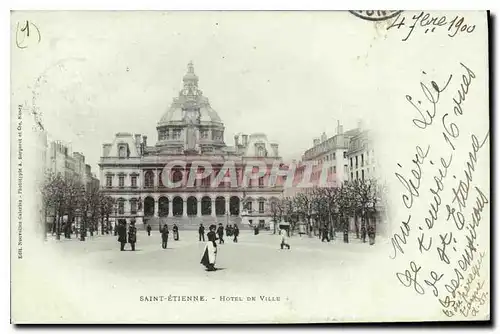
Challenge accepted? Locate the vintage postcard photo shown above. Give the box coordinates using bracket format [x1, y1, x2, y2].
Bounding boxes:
[10, 10, 490, 323]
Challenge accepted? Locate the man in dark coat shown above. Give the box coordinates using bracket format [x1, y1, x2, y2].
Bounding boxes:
[161, 224, 169, 249]
[233, 224, 239, 243]
[117, 221, 127, 251]
[322, 223, 330, 242]
[199, 224, 205, 242]
[217, 223, 225, 244]
[146, 223, 152, 236]
[128, 221, 137, 251]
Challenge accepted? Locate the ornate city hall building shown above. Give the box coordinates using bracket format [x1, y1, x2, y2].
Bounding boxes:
[99, 62, 283, 229]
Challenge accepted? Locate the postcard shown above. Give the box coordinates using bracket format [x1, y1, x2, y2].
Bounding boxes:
[10, 10, 490, 323]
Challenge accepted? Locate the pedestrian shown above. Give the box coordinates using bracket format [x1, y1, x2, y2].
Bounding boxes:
[200, 224, 218, 271]
[198, 224, 205, 242]
[254, 225, 259, 235]
[322, 223, 330, 242]
[161, 224, 169, 249]
[128, 220, 137, 251]
[368, 224, 376, 245]
[173, 224, 179, 241]
[233, 224, 239, 243]
[117, 221, 127, 251]
[225, 224, 230, 237]
[146, 223, 152, 236]
[280, 227, 290, 250]
[217, 223, 225, 244]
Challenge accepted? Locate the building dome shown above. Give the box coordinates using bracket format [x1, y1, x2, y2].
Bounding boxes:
[158, 62, 222, 126]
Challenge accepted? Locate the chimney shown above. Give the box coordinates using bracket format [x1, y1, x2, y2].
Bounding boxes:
[242, 134, 248, 146]
[142, 135, 148, 147]
[313, 138, 320, 146]
[321, 132, 327, 143]
[234, 135, 239, 147]
[357, 119, 364, 130]
[102, 144, 112, 157]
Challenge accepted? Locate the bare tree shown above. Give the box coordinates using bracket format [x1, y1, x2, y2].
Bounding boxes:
[41, 173, 66, 240]
[351, 178, 380, 243]
[293, 192, 314, 235]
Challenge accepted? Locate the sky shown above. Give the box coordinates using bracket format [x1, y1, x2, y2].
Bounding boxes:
[13, 11, 400, 176]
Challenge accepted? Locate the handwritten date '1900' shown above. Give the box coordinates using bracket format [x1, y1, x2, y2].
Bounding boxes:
[387, 12, 475, 42]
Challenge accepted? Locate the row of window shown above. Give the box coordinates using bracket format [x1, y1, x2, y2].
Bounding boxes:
[106, 175, 138, 188]
[315, 151, 347, 165]
[158, 128, 224, 141]
[106, 173, 272, 188]
[350, 167, 376, 181]
[246, 201, 265, 213]
[143, 171, 268, 188]
[326, 164, 349, 174]
[158, 128, 182, 141]
[349, 150, 375, 170]
[117, 199, 138, 215]
[115, 198, 267, 214]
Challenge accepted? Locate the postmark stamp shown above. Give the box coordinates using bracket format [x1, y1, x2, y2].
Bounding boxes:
[349, 10, 403, 22]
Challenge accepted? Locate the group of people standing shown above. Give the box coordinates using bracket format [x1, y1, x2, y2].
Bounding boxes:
[198, 223, 239, 244]
[198, 222, 240, 272]
[117, 220, 137, 251]
[160, 224, 179, 249]
[118, 222, 180, 251]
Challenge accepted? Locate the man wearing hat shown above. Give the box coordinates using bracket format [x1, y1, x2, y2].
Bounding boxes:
[217, 223, 225, 244]
[128, 220, 137, 251]
[117, 221, 127, 251]
[198, 223, 205, 242]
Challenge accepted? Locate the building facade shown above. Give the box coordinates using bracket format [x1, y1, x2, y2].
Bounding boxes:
[99, 62, 283, 229]
[46, 140, 99, 190]
[346, 128, 377, 182]
[301, 122, 359, 187]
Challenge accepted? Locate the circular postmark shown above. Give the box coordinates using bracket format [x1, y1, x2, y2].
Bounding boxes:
[349, 10, 403, 22]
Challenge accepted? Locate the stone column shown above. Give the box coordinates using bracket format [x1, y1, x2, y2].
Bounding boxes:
[211, 198, 216, 217]
[225, 196, 230, 216]
[168, 197, 173, 217]
[239, 198, 243, 217]
[153, 169, 158, 188]
[183, 197, 188, 217]
[197, 197, 202, 217]
[154, 197, 159, 218]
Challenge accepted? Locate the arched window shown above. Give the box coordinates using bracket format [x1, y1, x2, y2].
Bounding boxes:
[187, 197, 197, 216]
[118, 198, 125, 214]
[144, 171, 154, 188]
[215, 197, 226, 216]
[201, 196, 212, 216]
[159, 197, 169, 217]
[130, 198, 137, 214]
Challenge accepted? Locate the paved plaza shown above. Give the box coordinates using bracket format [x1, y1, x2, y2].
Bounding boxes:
[19, 230, 410, 323]
[49, 229, 384, 279]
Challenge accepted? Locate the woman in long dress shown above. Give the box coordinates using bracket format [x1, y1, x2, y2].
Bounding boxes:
[200, 224, 218, 271]
[173, 224, 179, 241]
[280, 227, 291, 250]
